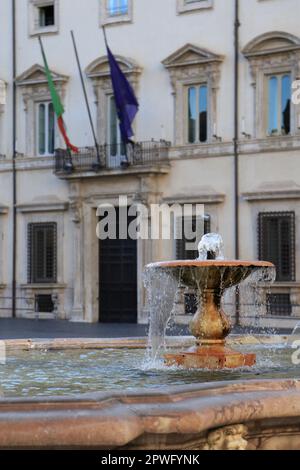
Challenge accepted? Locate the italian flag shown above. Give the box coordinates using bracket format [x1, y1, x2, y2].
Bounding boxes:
[39, 37, 79, 153]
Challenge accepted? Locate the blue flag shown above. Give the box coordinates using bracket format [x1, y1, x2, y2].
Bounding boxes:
[106, 45, 139, 143]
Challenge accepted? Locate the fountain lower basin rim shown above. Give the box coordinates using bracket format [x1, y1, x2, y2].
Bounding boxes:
[148, 260, 274, 268]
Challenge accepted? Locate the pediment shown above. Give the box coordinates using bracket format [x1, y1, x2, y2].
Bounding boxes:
[86, 55, 142, 79]
[162, 44, 223, 69]
[16, 64, 68, 86]
[243, 32, 300, 58]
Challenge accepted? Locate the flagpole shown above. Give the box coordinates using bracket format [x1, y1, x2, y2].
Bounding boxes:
[102, 25, 108, 49]
[70, 30, 101, 168]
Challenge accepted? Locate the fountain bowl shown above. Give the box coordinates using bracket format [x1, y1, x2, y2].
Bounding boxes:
[149, 260, 274, 290]
[148, 260, 275, 370]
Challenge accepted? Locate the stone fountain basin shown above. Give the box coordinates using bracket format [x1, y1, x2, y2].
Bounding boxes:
[0, 336, 299, 450]
[149, 260, 275, 290]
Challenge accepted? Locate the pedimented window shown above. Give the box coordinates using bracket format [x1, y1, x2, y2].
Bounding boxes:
[162, 44, 223, 146]
[243, 32, 300, 138]
[16, 64, 68, 157]
[86, 55, 141, 145]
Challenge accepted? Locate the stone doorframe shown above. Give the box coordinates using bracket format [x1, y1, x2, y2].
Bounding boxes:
[71, 193, 155, 324]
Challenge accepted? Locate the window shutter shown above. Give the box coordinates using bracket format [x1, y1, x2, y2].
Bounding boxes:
[28, 223, 57, 284]
[258, 212, 295, 282]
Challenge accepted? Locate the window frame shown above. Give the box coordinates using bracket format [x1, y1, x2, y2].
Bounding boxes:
[29, 0, 59, 37]
[100, 0, 133, 26]
[186, 83, 208, 144]
[28, 222, 57, 285]
[266, 72, 292, 137]
[36, 101, 56, 157]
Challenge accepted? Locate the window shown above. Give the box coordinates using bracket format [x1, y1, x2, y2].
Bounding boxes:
[108, 0, 128, 16]
[176, 215, 211, 260]
[267, 73, 291, 135]
[258, 212, 295, 282]
[177, 0, 213, 14]
[39, 4, 55, 26]
[243, 32, 300, 139]
[29, 1, 58, 36]
[267, 293, 292, 317]
[35, 294, 55, 313]
[37, 102, 55, 156]
[162, 44, 222, 146]
[188, 85, 208, 144]
[108, 96, 126, 167]
[28, 223, 57, 284]
[101, 0, 132, 26]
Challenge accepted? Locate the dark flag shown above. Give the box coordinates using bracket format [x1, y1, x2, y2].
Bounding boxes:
[104, 31, 139, 143]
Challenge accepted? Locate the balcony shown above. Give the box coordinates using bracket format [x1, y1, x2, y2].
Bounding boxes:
[54, 141, 171, 178]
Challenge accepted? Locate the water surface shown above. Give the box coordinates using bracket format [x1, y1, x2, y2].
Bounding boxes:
[0, 345, 299, 398]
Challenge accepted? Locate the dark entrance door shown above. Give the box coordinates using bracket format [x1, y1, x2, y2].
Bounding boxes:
[99, 208, 137, 323]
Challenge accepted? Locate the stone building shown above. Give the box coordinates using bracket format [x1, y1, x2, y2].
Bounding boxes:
[0, 0, 300, 328]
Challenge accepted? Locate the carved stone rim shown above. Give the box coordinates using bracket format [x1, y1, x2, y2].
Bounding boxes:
[0, 378, 299, 449]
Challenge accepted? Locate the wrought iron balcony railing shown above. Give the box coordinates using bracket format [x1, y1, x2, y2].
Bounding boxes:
[54, 141, 170, 176]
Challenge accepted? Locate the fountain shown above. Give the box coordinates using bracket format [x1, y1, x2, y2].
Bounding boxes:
[0, 234, 300, 450]
[146, 233, 275, 369]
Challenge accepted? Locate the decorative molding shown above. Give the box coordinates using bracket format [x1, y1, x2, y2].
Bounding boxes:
[20, 283, 67, 290]
[162, 43, 223, 70]
[17, 201, 69, 213]
[242, 181, 300, 201]
[70, 201, 82, 224]
[202, 425, 248, 451]
[243, 31, 300, 59]
[243, 190, 300, 202]
[16, 64, 68, 87]
[162, 44, 223, 146]
[86, 55, 141, 81]
[177, 0, 213, 15]
[163, 191, 225, 205]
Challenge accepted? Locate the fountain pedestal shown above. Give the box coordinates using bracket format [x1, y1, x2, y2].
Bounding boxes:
[165, 342, 256, 369]
[164, 287, 256, 369]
